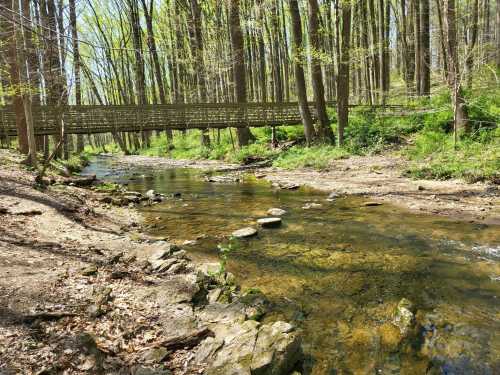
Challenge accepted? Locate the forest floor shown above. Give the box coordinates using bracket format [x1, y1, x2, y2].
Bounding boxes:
[116, 154, 500, 225]
[0, 150, 301, 375]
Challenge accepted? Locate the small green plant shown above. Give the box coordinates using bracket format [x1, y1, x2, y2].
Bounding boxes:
[213, 236, 239, 277]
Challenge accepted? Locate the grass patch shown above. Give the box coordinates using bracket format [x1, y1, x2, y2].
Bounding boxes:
[51, 153, 90, 175]
[273, 145, 350, 170]
[94, 182, 121, 192]
[404, 128, 500, 183]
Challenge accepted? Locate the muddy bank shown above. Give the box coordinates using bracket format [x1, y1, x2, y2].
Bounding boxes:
[0, 150, 302, 375]
[114, 154, 500, 225]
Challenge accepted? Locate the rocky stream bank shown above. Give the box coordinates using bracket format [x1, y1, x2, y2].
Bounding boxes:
[0, 150, 302, 375]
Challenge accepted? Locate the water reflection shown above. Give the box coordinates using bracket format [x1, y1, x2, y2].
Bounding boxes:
[83, 158, 500, 374]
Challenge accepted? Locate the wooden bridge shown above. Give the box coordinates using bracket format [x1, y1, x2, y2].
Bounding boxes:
[0, 102, 408, 136]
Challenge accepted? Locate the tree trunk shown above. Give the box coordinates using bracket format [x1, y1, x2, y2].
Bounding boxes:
[497, 0, 500, 69]
[0, 0, 29, 155]
[289, 0, 315, 145]
[414, 0, 422, 95]
[189, 0, 210, 146]
[308, 0, 334, 142]
[69, 0, 84, 153]
[443, 0, 469, 133]
[337, 2, 351, 146]
[420, 0, 431, 96]
[466, 0, 479, 88]
[229, 0, 254, 147]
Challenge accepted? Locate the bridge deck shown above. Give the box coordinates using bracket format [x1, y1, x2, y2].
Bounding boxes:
[0, 102, 407, 136]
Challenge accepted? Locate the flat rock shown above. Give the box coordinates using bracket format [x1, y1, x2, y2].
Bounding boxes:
[267, 208, 287, 216]
[272, 182, 300, 190]
[257, 217, 282, 228]
[326, 192, 340, 201]
[132, 274, 200, 305]
[140, 347, 170, 364]
[80, 265, 98, 276]
[232, 227, 258, 238]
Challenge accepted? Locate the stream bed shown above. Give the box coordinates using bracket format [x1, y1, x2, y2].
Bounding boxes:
[83, 157, 500, 374]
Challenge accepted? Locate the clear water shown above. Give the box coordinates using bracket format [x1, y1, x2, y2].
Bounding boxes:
[83, 157, 500, 374]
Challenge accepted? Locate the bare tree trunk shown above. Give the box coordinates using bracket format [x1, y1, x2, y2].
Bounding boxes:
[337, 1, 351, 146]
[189, 0, 210, 146]
[256, 0, 267, 103]
[466, 0, 479, 88]
[289, 0, 315, 145]
[414, 0, 422, 95]
[308, 0, 334, 142]
[0, 0, 29, 155]
[497, 0, 500, 69]
[69, 0, 84, 153]
[229, 0, 254, 147]
[420, 0, 431, 96]
[140, 0, 172, 144]
[443, 0, 469, 134]
[127, 0, 149, 148]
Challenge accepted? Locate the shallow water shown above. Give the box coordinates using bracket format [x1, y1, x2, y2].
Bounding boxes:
[84, 158, 500, 374]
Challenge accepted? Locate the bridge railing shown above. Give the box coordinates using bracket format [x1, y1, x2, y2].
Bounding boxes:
[0, 102, 412, 136]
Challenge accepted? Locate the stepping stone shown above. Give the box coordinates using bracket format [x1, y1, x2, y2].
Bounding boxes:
[302, 203, 322, 210]
[267, 208, 287, 216]
[232, 227, 258, 238]
[257, 217, 282, 228]
[363, 202, 383, 207]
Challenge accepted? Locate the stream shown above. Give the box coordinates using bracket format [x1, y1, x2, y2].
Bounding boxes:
[83, 157, 500, 374]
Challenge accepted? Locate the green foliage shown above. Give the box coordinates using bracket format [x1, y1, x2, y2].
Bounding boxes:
[404, 128, 500, 183]
[273, 145, 349, 170]
[214, 237, 239, 276]
[84, 143, 121, 155]
[52, 153, 90, 175]
[343, 110, 420, 153]
[94, 182, 121, 192]
[132, 91, 498, 182]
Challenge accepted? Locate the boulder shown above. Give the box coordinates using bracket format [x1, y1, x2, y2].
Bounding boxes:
[145, 190, 163, 202]
[145, 189, 157, 199]
[232, 227, 258, 239]
[200, 320, 302, 375]
[257, 217, 282, 228]
[267, 208, 287, 216]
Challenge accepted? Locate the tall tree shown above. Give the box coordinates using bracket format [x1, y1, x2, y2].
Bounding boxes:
[189, 0, 210, 146]
[420, 0, 431, 96]
[308, 0, 334, 142]
[69, 0, 84, 152]
[0, 0, 29, 155]
[289, 0, 315, 145]
[443, 0, 469, 133]
[229, 0, 254, 146]
[337, 0, 351, 146]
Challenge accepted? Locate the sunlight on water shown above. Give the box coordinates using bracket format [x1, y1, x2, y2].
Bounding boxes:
[84, 157, 500, 374]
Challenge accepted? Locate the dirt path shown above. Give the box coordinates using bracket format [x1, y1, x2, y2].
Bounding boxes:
[116, 154, 500, 225]
[0, 150, 301, 375]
